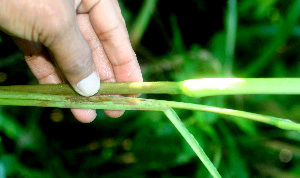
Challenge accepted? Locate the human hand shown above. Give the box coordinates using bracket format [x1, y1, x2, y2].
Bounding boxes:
[0, 0, 143, 122]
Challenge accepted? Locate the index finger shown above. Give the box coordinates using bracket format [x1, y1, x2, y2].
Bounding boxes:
[88, 0, 143, 83]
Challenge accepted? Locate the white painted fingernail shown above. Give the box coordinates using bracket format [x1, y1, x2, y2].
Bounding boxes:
[76, 72, 100, 96]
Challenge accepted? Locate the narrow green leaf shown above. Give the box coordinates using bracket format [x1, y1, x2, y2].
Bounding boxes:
[0, 110, 25, 141]
[163, 107, 222, 178]
[129, 0, 158, 48]
[224, 0, 237, 76]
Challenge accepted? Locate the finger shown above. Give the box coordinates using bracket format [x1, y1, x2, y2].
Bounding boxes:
[14, 38, 60, 84]
[91, 0, 142, 117]
[76, 14, 115, 83]
[103, 95, 125, 118]
[76, 0, 143, 118]
[71, 109, 97, 123]
[14, 38, 97, 123]
[77, 13, 124, 118]
[104, 110, 125, 118]
[89, 0, 143, 84]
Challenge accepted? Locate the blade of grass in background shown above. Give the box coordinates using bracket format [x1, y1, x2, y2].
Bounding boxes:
[129, 0, 158, 48]
[0, 111, 25, 142]
[242, 0, 300, 77]
[224, 0, 237, 76]
[170, 15, 186, 54]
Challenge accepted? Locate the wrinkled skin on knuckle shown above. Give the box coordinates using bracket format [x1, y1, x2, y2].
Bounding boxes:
[0, 1, 36, 40]
[36, 1, 77, 46]
[0, 0, 77, 44]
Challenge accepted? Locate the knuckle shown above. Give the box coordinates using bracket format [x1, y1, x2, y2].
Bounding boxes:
[98, 24, 124, 42]
[37, 2, 76, 44]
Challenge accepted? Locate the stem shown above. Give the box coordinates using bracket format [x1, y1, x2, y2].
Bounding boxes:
[2, 78, 300, 98]
[0, 88, 299, 131]
[181, 78, 300, 97]
[0, 82, 181, 95]
[0, 95, 164, 111]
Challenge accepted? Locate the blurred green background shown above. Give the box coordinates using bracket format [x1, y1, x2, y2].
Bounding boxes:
[1, 0, 300, 177]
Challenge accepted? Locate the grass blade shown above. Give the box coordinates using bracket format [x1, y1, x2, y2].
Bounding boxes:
[129, 0, 158, 48]
[163, 107, 221, 178]
[224, 0, 238, 76]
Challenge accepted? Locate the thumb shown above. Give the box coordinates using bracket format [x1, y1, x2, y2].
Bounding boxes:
[0, 0, 100, 96]
[46, 17, 100, 97]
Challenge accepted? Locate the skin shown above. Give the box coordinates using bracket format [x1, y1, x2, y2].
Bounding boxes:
[0, 0, 143, 123]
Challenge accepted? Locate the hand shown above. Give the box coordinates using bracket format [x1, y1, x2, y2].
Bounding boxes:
[0, 0, 143, 122]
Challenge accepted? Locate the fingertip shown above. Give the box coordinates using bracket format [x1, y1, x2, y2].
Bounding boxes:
[104, 110, 125, 118]
[71, 109, 97, 123]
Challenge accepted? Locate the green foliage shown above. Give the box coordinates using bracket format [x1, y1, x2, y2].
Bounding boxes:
[1, 0, 300, 177]
[129, 0, 158, 48]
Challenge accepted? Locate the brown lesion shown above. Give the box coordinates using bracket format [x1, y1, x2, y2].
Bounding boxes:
[63, 94, 165, 111]
[64, 95, 90, 102]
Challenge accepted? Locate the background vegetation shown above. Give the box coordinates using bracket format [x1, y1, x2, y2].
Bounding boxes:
[1, 0, 300, 177]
